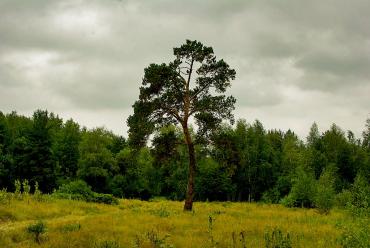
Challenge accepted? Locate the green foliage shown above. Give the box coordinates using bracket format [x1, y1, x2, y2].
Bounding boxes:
[340, 218, 370, 248]
[0, 108, 369, 211]
[0, 188, 11, 205]
[91, 193, 119, 205]
[362, 118, 370, 149]
[314, 167, 336, 214]
[14, 179, 22, 200]
[113, 147, 153, 199]
[150, 206, 171, 218]
[26, 110, 56, 193]
[22, 179, 31, 196]
[77, 128, 117, 193]
[26, 220, 47, 244]
[196, 157, 235, 201]
[128, 40, 236, 210]
[55, 180, 94, 199]
[262, 187, 281, 204]
[53, 180, 118, 205]
[282, 167, 316, 208]
[54, 119, 81, 181]
[348, 174, 370, 217]
[321, 124, 356, 188]
[334, 189, 352, 208]
[33, 181, 42, 201]
[264, 228, 292, 248]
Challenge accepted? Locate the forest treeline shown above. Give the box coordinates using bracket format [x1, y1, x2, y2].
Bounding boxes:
[0, 110, 369, 207]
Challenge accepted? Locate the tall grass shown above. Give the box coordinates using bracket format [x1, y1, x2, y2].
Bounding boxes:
[0, 194, 354, 247]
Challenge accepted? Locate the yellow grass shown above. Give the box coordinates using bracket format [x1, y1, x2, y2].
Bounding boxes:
[0, 197, 349, 247]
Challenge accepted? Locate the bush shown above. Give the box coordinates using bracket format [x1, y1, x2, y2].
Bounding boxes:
[53, 180, 118, 205]
[55, 180, 94, 199]
[27, 220, 47, 244]
[91, 193, 119, 205]
[335, 189, 352, 208]
[280, 195, 296, 208]
[262, 188, 281, 204]
[340, 218, 370, 248]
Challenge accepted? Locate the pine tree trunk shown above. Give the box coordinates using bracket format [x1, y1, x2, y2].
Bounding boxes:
[183, 126, 195, 211]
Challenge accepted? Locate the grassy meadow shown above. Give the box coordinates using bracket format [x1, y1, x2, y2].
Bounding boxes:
[0, 196, 354, 248]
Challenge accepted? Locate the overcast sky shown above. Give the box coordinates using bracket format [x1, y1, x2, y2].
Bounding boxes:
[1, 0, 369, 139]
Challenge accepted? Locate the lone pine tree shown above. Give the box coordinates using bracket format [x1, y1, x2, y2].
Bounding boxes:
[128, 40, 236, 210]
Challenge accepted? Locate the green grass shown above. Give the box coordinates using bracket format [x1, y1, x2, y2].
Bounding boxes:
[0, 196, 352, 247]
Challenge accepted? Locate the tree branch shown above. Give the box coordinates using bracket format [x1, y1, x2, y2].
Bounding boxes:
[186, 58, 194, 90]
[190, 82, 213, 101]
[162, 105, 182, 123]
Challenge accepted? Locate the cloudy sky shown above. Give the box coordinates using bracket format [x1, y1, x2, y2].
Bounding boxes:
[1, 0, 369, 138]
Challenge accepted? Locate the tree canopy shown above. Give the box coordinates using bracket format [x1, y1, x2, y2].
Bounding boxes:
[128, 40, 236, 210]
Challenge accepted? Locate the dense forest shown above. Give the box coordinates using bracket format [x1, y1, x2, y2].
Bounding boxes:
[0, 110, 369, 207]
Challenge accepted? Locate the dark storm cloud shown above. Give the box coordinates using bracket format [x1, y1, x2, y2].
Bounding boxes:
[0, 0, 368, 136]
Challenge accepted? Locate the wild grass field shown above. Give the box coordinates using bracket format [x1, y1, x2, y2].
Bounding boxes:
[0, 196, 356, 248]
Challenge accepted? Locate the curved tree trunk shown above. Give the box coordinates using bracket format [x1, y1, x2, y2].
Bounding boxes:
[183, 126, 196, 211]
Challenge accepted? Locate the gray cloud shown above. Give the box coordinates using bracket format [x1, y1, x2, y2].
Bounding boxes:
[0, 0, 369, 137]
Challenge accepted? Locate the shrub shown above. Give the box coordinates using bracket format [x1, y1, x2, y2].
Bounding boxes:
[280, 195, 296, 208]
[91, 193, 119, 205]
[340, 218, 370, 248]
[334, 189, 352, 208]
[53, 180, 118, 205]
[262, 188, 281, 204]
[26, 220, 47, 244]
[55, 180, 94, 199]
